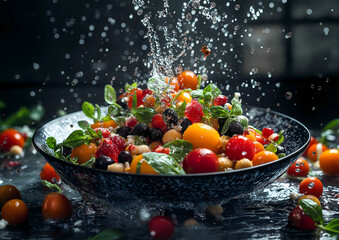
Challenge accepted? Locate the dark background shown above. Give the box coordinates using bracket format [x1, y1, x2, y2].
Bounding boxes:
[1, 0, 339, 130]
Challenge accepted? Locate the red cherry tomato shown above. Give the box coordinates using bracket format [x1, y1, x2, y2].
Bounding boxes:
[119, 88, 144, 109]
[287, 157, 310, 177]
[0, 129, 25, 152]
[303, 136, 318, 156]
[288, 206, 316, 231]
[183, 148, 219, 174]
[93, 128, 111, 138]
[225, 135, 256, 161]
[148, 216, 175, 240]
[40, 163, 61, 183]
[1, 199, 28, 225]
[262, 128, 274, 139]
[42, 192, 73, 220]
[299, 177, 323, 198]
[0, 185, 21, 208]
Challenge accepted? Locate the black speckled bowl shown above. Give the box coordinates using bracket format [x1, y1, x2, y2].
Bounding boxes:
[33, 106, 310, 204]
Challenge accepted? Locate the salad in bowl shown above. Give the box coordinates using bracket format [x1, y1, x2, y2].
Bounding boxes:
[46, 71, 286, 175]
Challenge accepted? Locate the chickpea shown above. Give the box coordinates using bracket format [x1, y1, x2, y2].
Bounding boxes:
[130, 144, 150, 155]
[234, 158, 253, 170]
[220, 136, 229, 152]
[218, 157, 234, 171]
[162, 129, 182, 144]
[9, 145, 23, 155]
[107, 163, 125, 173]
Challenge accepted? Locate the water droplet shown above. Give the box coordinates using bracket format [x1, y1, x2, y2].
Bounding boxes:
[308, 182, 315, 189]
[186, 13, 192, 21]
[235, 4, 240, 10]
[295, 162, 300, 167]
[285, 92, 292, 100]
[295, 168, 301, 173]
[285, 32, 292, 39]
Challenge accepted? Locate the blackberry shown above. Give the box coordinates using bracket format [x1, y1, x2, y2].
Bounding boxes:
[95, 156, 115, 170]
[61, 146, 72, 157]
[149, 128, 164, 141]
[178, 117, 192, 134]
[132, 123, 150, 137]
[162, 108, 179, 127]
[118, 151, 133, 164]
[225, 120, 244, 137]
[115, 126, 132, 138]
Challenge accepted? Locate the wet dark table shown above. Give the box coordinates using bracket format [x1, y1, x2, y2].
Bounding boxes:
[0, 145, 338, 240]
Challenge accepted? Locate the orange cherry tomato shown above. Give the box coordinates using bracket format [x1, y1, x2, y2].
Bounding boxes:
[0, 129, 25, 152]
[40, 163, 61, 183]
[286, 157, 310, 177]
[319, 149, 339, 176]
[129, 154, 158, 174]
[90, 120, 117, 129]
[303, 136, 318, 156]
[1, 199, 28, 225]
[298, 195, 321, 206]
[0, 185, 21, 208]
[299, 177, 323, 198]
[307, 143, 327, 162]
[177, 71, 198, 90]
[71, 142, 98, 164]
[252, 150, 279, 166]
[174, 91, 192, 105]
[253, 141, 265, 154]
[165, 77, 179, 92]
[42, 192, 73, 220]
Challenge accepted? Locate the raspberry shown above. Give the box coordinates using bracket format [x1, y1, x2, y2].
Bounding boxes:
[185, 99, 204, 123]
[124, 116, 138, 128]
[262, 128, 274, 138]
[110, 135, 125, 151]
[93, 128, 111, 138]
[95, 139, 120, 162]
[151, 114, 167, 130]
[213, 95, 228, 106]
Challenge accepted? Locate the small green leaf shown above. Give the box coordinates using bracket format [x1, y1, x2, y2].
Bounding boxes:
[221, 117, 235, 135]
[78, 120, 90, 129]
[136, 160, 142, 174]
[62, 130, 88, 148]
[230, 98, 243, 116]
[163, 140, 193, 162]
[132, 92, 137, 109]
[142, 152, 186, 175]
[104, 85, 117, 104]
[265, 143, 277, 153]
[132, 107, 156, 123]
[210, 106, 230, 119]
[107, 103, 122, 116]
[82, 102, 96, 119]
[203, 83, 221, 99]
[197, 75, 202, 89]
[125, 82, 138, 92]
[276, 130, 284, 145]
[89, 228, 124, 240]
[277, 153, 286, 158]
[134, 136, 147, 145]
[175, 101, 187, 118]
[191, 89, 204, 99]
[41, 180, 62, 194]
[299, 199, 324, 225]
[95, 104, 102, 120]
[46, 137, 57, 150]
[324, 219, 339, 234]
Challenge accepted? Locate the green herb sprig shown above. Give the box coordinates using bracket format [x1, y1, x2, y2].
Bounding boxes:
[299, 199, 339, 235]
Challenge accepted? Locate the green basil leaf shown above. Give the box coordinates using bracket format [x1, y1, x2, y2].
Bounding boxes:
[163, 140, 193, 162]
[132, 107, 156, 123]
[134, 136, 147, 145]
[210, 106, 230, 119]
[89, 228, 124, 240]
[111, 116, 126, 125]
[107, 103, 122, 116]
[237, 116, 249, 129]
[82, 102, 96, 119]
[322, 118, 339, 132]
[142, 152, 186, 175]
[204, 92, 212, 102]
[62, 130, 88, 148]
[175, 101, 187, 118]
[104, 85, 117, 104]
[230, 98, 243, 116]
[136, 160, 142, 174]
[191, 89, 204, 99]
[78, 120, 90, 129]
[324, 219, 339, 234]
[46, 137, 57, 150]
[124, 82, 138, 92]
[221, 117, 235, 135]
[299, 199, 324, 225]
[265, 143, 277, 153]
[95, 104, 102, 120]
[203, 83, 221, 99]
[276, 130, 284, 145]
[87, 127, 102, 139]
